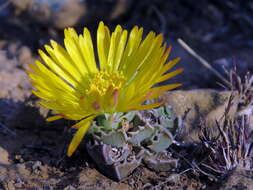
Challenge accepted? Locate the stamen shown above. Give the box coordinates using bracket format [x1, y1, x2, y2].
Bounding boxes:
[144, 90, 153, 100]
[92, 101, 100, 111]
[112, 89, 119, 106]
[84, 71, 126, 112]
[80, 96, 84, 101]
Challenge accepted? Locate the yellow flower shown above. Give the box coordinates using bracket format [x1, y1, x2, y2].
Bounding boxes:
[27, 21, 183, 157]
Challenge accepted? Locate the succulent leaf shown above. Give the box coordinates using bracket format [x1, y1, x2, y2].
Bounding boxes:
[148, 126, 174, 152]
[86, 105, 179, 180]
[100, 131, 127, 147]
[128, 125, 155, 145]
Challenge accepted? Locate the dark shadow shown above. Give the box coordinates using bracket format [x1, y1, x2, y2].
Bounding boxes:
[0, 96, 96, 188]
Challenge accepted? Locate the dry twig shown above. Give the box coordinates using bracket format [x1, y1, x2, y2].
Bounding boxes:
[177, 38, 231, 88]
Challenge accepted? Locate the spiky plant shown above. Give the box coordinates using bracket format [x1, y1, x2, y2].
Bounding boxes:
[199, 71, 253, 180]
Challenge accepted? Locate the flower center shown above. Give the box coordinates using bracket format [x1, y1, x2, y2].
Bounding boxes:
[84, 71, 126, 112]
[86, 71, 125, 96]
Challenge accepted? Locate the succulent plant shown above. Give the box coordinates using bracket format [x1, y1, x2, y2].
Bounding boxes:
[86, 105, 179, 181]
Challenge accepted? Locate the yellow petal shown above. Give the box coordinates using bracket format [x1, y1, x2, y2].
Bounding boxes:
[156, 68, 184, 83]
[161, 57, 181, 74]
[107, 25, 122, 71]
[131, 101, 164, 111]
[45, 41, 83, 85]
[128, 38, 165, 87]
[97, 21, 111, 71]
[67, 116, 95, 157]
[79, 28, 98, 73]
[38, 49, 79, 87]
[32, 90, 53, 101]
[113, 30, 128, 71]
[119, 26, 143, 71]
[125, 31, 156, 79]
[33, 60, 75, 93]
[147, 83, 182, 100]
[46, 115, 63, 122]
[64, 29, 92, 74]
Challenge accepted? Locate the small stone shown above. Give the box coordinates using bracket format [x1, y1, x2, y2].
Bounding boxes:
[14, 177, 24, 188]
[17, 46, 33, 65]
[63, 185, 76, 190]
[4, 180, 15, 190]
[32, 161, 42, 174]
[28, 0, 85, 29]
[10, 0, 32, 13]
[0, 147, 10, 165]
[14, 155, 24, 163]
[16, 163, 29, 176]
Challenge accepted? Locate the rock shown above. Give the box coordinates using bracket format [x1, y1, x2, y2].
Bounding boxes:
[15, 163, 31, 177]
[0, 71, 30, 100]
[30, 0, 85, 29]
[11, 0, 84, 28]
[10, 0, 32, 13]
[162, 89, 239, 142]
[10, 0, 132, 29]
[63, 185, 75, 190]
[16, 46, 33, 66]
[32, 161, 42, 174]
[0, 147, 10, 165]
[14, 177, 24, 188]
[3, 180, 15, 190]
[0, 164, 8, 180]
[0, 49, 31, 101]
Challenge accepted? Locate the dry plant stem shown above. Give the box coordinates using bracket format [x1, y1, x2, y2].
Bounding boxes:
[199, 71, 253, 179]
[192, 161, 217, 180]
[150, 168, 192, 190]
[201, 162, 225, 174]
[169, 145, 217, 180]
[216, 120, 233, 170]
[177, 38, 231, 88]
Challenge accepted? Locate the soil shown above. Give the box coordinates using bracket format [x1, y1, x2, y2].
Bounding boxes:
[0, 0, 253, 189]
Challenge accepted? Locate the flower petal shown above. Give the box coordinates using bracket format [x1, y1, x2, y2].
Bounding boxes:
[46, 115, 63, 121]
[132, 101, 164, 111]
[156, 68, 184, 83]
[67, 116, 96, 157]
[97, 21, 111, 71]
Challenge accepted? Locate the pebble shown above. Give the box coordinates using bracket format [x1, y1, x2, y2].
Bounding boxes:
[0, 147, 10, 165]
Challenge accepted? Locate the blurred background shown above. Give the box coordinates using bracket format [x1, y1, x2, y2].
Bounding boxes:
[1, 0, 253, 101]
